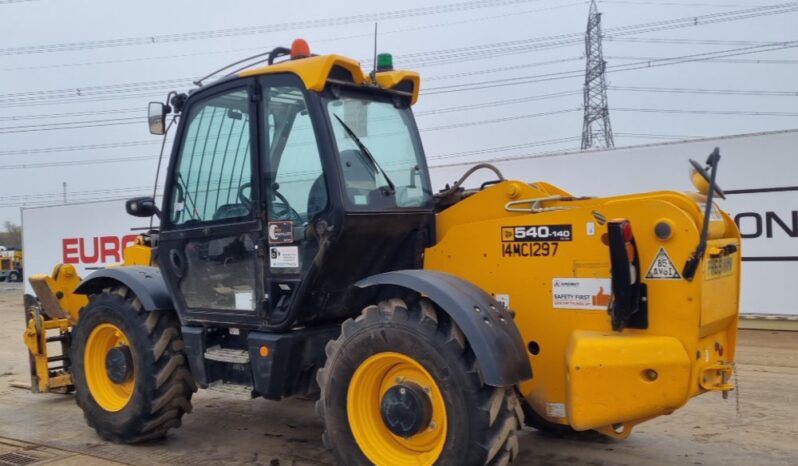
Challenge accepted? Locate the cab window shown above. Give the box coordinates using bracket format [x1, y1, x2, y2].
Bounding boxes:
[169, 89, 253, 225]
[324, 91, 432, 210]
[265, 86, 327, 224]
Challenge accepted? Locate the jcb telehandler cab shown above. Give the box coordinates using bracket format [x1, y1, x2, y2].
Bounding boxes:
[23, 40, 741, 466]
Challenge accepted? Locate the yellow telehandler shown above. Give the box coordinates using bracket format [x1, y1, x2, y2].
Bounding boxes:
[22, 39, 740, 465]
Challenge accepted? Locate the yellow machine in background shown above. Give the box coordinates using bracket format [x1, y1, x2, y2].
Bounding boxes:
[21, 40, 740, 465]
[0, 249, 23, 282]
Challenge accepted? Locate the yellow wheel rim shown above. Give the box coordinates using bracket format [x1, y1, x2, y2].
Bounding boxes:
[84, 323, 134, 412]
[347, 352, 447, 466]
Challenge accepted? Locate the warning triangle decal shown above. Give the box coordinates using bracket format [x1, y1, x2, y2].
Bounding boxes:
[645, 247, 682, 280]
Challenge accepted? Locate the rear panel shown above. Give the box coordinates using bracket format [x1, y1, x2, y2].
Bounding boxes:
[425, 180, 741, 436]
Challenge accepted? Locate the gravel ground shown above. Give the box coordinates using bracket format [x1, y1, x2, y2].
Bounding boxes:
[0, 281, 796, 466]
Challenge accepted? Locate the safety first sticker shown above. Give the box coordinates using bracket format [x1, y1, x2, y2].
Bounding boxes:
[645, 247, 682, 280]
[552, 278, 612, 310]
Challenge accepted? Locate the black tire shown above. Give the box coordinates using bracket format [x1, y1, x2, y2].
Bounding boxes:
[317, 297, 523, 466]
[8, 271, 19, 282]
[71, 286, 196, 443]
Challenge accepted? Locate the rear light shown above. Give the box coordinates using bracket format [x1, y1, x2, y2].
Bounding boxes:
[621, 221, 634, 242]
[607, 219, 648, 331]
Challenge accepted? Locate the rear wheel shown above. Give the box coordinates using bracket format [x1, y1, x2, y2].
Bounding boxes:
[317, 297, 523, 466]
[71, 286, 196, 442]
[8, 271, 18, 282]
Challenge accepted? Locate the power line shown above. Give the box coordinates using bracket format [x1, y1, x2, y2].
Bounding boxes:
[422, 41, 798, 94]
[0, 118, 143, 134]
[606, 37, 783, 46]
[0, 140, 162, 157]
[614, 107, 798, 117]
[0, 91, 167, 108]
[421, 108, 581, 132]
[424, 57, 583, 81]
[0, 107, 141, 122]
[4, 4, 797, 107]
[0, 116, 143, 133]
[607, 55, 798, 65]
[609, 86, 798, 96]
[614, 132, 706, 140]
[0, 2, 584, 73]
[599, 1, 764, 7]
[0, 155, 156, 170]
[4, 42, 797, 135]
[416, 90, 582, 116]
[0, 185, 156, 202]
[0, 0, 545, 56]
[19, 84, 790, 127]
[0, 193, 157, 209]
[428, 137, 581, 161]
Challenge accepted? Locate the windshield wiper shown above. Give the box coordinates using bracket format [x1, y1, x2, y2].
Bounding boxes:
[333, 114, 395, 194]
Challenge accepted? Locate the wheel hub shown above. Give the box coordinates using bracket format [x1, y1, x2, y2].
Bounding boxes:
[380, 382, 433, 438]
[105, 345, 133, 384]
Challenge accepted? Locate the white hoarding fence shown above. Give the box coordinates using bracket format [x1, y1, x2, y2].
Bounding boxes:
[21, 199, 155, 295]
[430, 129, 798, 316]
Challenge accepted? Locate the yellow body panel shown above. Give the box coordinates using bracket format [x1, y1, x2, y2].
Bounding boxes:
[123, 239, 152, 266]
[424, 181, 740, 435]
[28, 264, 86, 322]
[374, 70, 420, 105]
[239, 54, 420, 105]
[23, 315, 72, 392]
[23, 264, 88, 393]
[565, 331, 690, 431]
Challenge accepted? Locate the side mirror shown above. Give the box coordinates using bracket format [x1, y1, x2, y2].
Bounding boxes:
[148, 102, 167, 135]
[126, 196, 160, 218]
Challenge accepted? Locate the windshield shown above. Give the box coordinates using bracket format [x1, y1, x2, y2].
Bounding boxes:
[324, 92, 432, 210]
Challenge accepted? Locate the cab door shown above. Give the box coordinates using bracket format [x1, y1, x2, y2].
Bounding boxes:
[257, 74, 331, 328]
[158, 79, 265, 326]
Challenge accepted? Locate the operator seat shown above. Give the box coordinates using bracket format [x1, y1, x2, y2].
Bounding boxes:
[212, 203, 250, 220]
[307, 149, 376, 219]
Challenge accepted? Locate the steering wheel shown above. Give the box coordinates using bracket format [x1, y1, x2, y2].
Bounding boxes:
[271, 190, 303, 223]
[689, 159, 726, 199]
[237, 182, 252, 205]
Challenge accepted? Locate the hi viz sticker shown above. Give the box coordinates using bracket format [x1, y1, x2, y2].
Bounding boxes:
[645, 247, 682, 280]
[552, 278, 612, 310]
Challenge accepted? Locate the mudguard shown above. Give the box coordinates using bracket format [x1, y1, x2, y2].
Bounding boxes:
[356, 269, 532, 387]
[73, 266, 174, 312]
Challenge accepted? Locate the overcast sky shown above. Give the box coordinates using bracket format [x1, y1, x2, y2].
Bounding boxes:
[0, 0, 795, 226]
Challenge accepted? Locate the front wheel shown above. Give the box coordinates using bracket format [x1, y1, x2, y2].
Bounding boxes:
[317, 297, 523, 466]
[71, 286, 196, 443]
[8, 271, 19, 282]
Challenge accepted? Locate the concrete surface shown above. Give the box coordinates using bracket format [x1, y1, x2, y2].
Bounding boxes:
[1, 281, 797, 466]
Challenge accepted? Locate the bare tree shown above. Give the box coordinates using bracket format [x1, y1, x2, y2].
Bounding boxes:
[0, 221, 22, 248]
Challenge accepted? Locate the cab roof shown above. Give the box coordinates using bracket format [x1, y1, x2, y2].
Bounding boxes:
[238, 53, 420, 105]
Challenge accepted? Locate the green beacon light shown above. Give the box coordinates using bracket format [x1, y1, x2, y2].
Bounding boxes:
[376, 53, 393, 72]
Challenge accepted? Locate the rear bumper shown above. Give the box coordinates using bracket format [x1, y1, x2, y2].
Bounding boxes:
[565, 331, 691, 431]
[564, 328, 736, 432]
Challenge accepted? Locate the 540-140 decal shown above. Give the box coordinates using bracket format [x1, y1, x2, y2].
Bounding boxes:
[501, 224, 572, 257]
